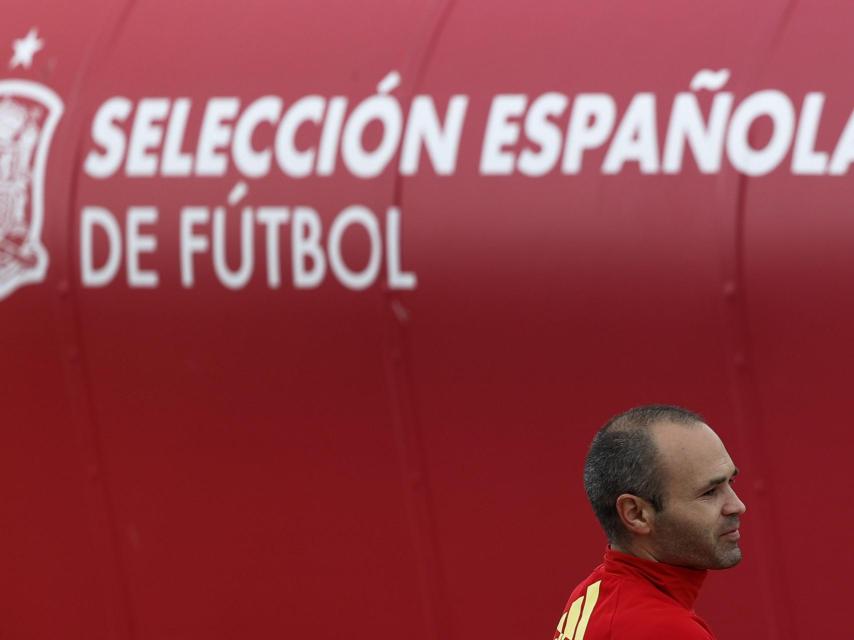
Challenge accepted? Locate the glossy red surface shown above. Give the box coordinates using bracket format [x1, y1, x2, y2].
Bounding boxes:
[1, 2, 849, 638]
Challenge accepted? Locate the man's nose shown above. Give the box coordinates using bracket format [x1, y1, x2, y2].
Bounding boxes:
[723, 485, 747, 516]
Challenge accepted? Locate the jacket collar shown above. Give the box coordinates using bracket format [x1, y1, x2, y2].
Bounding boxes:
[603, 547, 708, 610]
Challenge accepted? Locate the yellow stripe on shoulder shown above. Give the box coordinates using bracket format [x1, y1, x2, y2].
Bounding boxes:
[555, 580, 602, 640]
[573, 580, 601, 640]
[556, 594, 583, 640]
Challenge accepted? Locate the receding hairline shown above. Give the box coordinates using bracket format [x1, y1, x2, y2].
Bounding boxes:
[608, 413, 710, 500]
[583, 404, 710, 542]
[603, 406, 706, 435]
[647, 417, 708, 433]
[649, 419, 729, 498]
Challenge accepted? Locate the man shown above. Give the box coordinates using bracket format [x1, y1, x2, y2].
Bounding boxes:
[552, 405, 746, 640]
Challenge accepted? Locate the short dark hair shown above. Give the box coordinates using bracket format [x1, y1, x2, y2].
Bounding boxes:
[583, 404, 705, 543]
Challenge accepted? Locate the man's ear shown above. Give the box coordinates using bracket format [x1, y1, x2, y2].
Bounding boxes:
[615, 494, 655, 536]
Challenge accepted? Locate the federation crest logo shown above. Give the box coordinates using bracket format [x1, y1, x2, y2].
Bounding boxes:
[0, 80, 62, 300]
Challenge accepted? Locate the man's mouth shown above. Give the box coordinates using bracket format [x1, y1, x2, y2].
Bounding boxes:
[720, 527, 740, 540]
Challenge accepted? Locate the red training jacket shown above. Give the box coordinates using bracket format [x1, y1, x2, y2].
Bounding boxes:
[551, 549, 715, 639]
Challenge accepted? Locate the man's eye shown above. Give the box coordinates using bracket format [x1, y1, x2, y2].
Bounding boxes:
[702, 487, 717, 497]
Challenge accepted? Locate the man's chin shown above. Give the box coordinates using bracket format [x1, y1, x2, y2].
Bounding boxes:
[712, 547, 743, 569]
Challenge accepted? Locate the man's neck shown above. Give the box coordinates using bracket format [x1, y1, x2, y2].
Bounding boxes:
[610, 540, 660, 562]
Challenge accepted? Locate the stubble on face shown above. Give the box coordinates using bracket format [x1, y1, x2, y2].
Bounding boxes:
[647, 421, 746, 570]
[653, 505, 743, 569]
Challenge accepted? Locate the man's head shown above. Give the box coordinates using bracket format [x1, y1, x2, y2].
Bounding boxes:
[583, 404, 746, 570]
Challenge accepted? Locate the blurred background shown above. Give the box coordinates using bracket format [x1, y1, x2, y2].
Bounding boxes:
[1, 1, 850, 638]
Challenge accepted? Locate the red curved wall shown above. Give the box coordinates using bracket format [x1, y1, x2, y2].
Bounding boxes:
[1, 1, 850, 638]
